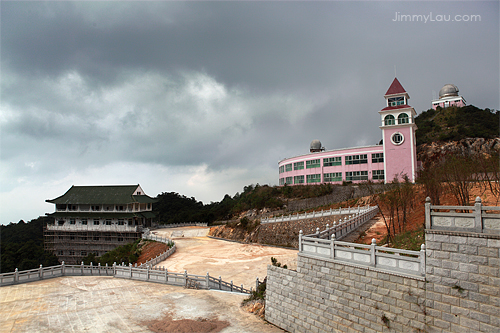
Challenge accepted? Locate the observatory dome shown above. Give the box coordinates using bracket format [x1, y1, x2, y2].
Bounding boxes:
[439, 84, 459, 99]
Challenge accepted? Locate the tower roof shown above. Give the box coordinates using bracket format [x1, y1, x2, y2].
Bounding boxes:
[385, 78, 407, 96]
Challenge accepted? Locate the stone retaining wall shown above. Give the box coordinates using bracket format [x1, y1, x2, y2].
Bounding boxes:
[266, 230, 500, 332]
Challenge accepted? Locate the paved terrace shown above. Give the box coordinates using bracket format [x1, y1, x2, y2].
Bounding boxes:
[1, 226, 296, 332]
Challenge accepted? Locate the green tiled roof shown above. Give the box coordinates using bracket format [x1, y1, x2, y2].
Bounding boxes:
[46, 185, 157, 205]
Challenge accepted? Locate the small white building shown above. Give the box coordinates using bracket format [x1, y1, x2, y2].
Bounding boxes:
[431, 84, 466, 109]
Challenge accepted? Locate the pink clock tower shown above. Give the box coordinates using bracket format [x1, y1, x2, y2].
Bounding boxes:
[379, 78, 418, 182]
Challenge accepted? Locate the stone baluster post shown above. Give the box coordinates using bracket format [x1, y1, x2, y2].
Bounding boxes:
[62, 261, 65, 276]
[299, 230, 303, 252]
[14, 268, 19, 283]
[39, 264, 43, 279]
[425, 197, 432, 229]
[206, 272, 210, 290]
[370, 239, 377, 267]
[420, 244, 426, 276]
[474, 196, 482, 233]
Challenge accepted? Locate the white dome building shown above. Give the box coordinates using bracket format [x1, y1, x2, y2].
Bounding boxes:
[432, 84, 466, 110]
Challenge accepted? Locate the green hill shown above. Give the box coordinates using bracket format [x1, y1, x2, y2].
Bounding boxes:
[415, 105, 499, 146]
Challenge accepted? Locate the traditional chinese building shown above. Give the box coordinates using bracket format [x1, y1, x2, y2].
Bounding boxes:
[278, 78, 418, 185]
[44, 184, 157, 264]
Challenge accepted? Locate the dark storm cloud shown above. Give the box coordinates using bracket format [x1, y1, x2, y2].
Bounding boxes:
[1, 1, 498, 224]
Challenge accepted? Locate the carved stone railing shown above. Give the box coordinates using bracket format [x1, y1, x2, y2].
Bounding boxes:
[425, 196, 500, 234]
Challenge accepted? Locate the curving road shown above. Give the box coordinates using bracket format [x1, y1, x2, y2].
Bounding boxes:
[152, 227, 298, 289]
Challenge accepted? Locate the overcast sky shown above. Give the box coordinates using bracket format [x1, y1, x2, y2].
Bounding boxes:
[1, 1, 498, 224]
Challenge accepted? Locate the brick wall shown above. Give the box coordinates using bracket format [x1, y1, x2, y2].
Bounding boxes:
[266, 231, 500, 333]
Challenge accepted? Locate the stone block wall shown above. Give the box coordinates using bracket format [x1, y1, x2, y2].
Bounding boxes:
[266, 230, 500, 333]
[425, 230, 500, 332]
[266, 254, 427, 332]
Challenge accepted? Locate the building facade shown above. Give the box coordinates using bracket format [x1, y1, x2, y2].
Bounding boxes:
[431, 83, 466, 109]
[278, 78, 417, 185]
[44, 185, 157, 264]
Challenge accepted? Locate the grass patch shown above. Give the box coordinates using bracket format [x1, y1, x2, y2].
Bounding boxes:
[383, 227, 425, 251]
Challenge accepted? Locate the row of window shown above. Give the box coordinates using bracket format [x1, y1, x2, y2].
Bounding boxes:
[60, 218, 131, 226]
[56, 204, 150, 211]
[384, 113, 409, 126]
[280, 154, 384, 173]
[57, 250, 119, 256]
[279, 170, 384, 185]
[57, 235, 125, 241]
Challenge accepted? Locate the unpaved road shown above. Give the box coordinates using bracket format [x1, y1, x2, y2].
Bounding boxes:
[152, 227, 298, 289]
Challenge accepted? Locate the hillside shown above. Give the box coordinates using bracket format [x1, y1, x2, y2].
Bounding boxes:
[415, 105, 499, 145]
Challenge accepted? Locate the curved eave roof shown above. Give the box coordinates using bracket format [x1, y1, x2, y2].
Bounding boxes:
[46, 185, 156, 205]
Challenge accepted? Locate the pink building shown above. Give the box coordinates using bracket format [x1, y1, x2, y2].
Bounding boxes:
[431, 84, 466, 110]
[278, 78, 417, 185]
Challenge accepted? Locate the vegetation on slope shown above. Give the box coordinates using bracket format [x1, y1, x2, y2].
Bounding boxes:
[82, 239, 143, 266]
[415, 105, 499, 145]
[1, 216, 59, 273]
[154, 183, 336, 225]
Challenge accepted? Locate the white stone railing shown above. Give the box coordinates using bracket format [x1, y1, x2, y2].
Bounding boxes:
[261, 205, 373, 224]
[299, 235, 425, 278]
[300, 205, 379, 241]
[139, 234, 175, 268]
[0, 262, 251, 293]
[160, 222, 208, 228]
[425, 196, 500, 234]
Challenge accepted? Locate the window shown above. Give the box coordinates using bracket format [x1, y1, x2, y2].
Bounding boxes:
[384, 115, 395, 125]
[58, 250, 64, 255]
[118, 237, 124, 242]
[294, 175, 304, 184]
[324, 172, 342, 182]
[345, 154, 368, 165]
[91, 205, 100, 211]
[398, 113, 409, 124]
[81, 236, 87, 241]
[70, 236, 75, 240]
[323, 157, 341, 166]
[285, 177, 293, 185]
[372, 170, 385, 180]
[118, 219, 124, 226]
[70, 218, 76, 225]
[105, 237, 111, 241]
[93, 219, 100, 225]
[93, 236, 99, 241]
[81, 251, 87, 256]
[58, 220, 65, 225]
[69, 251, 75, 256]
[306, 159, 320, 169]
[81, 219, 87, 225]
[285, 164, 292, 172]
[372, 153, 384, 163]
[391, 132, 404, 145]
[293, 161, 304, 170]
[306, 174, 321, 183]
[388, 96, 405, 107]
[279, 178, 285, 185]
[346, 171, 368, 181]
[279, 165, 284, 174]
[105, 219, 111, 226]
[116, 205, 124, 211]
